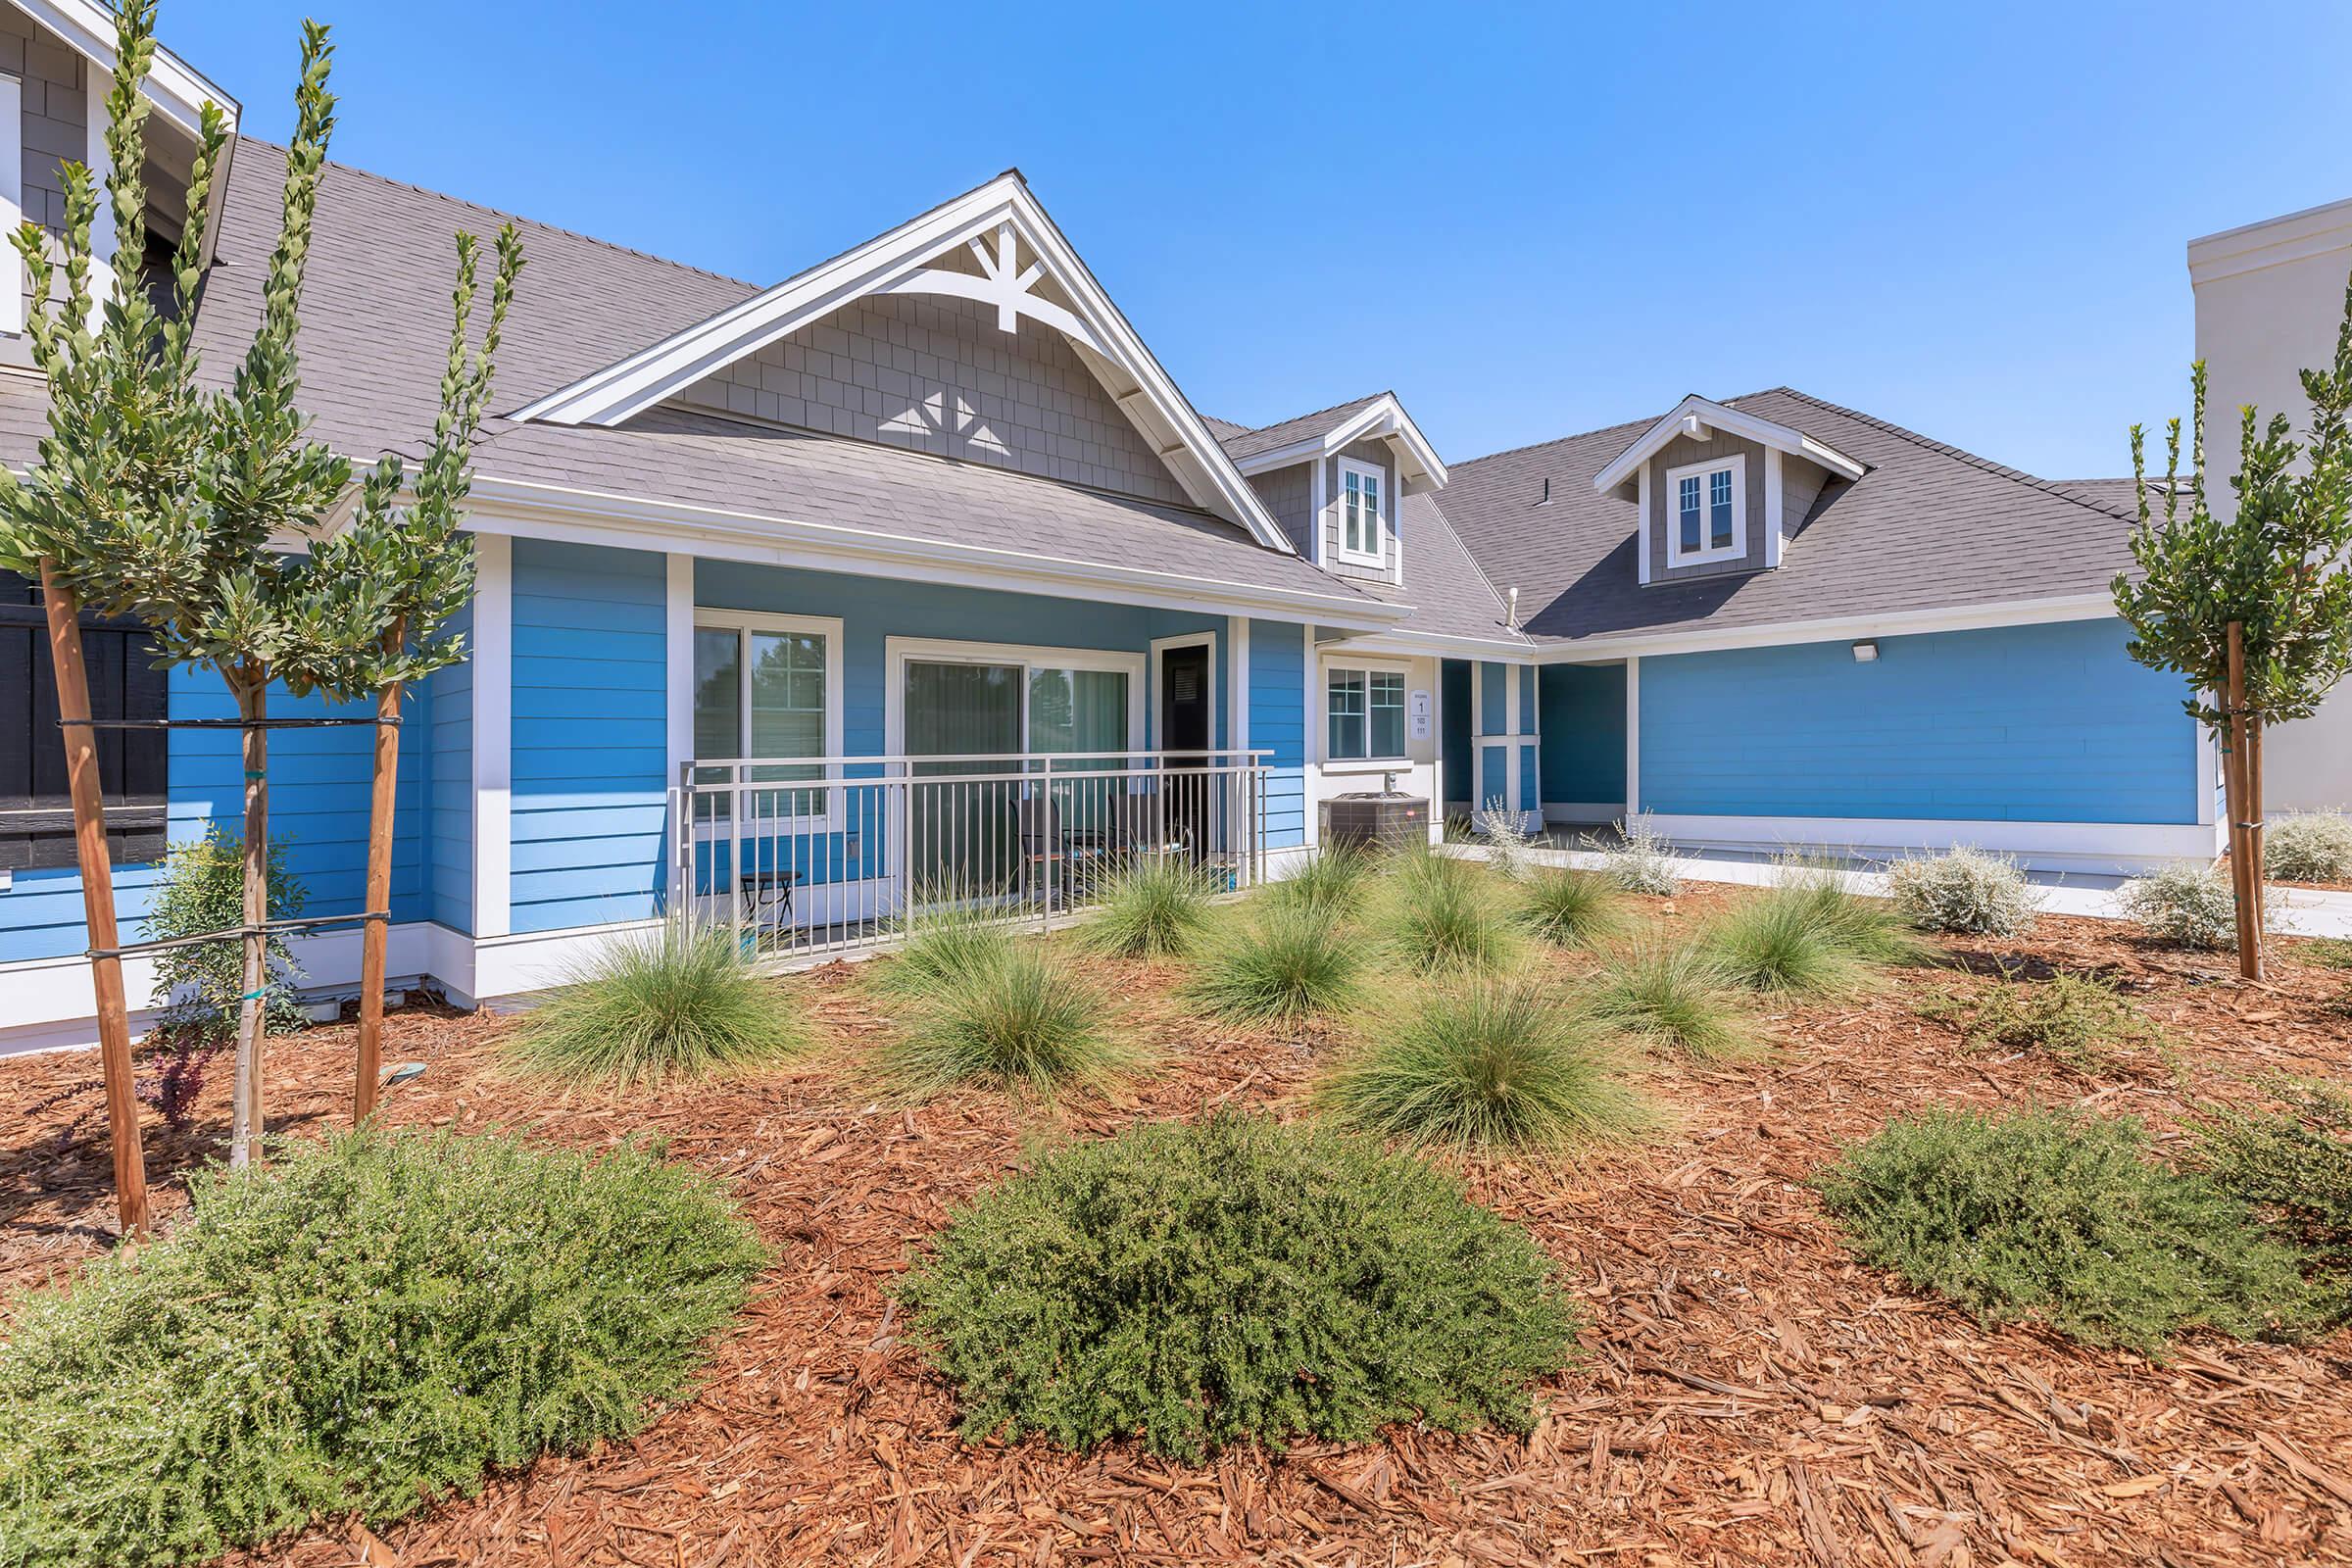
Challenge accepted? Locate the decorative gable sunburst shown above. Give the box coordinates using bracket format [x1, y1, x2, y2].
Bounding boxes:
[513, 171, 1295, 554]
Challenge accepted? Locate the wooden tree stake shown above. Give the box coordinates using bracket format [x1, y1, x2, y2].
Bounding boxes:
[354, 618, 405, 1125]
[37, 562, 149, 1238]
[230, 670, 270, 1166]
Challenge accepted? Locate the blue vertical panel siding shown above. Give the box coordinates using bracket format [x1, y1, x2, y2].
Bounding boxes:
[1518, 743, 1538, 809]
[1538, 664, 1628, 808]
[1478, 662, 1507, 735]
[1248, 618, 1307, 849]
[1516, 666, 1536, 734]
[426, 601, 474, 934]
[1441, 659, 1473, 804]
[1479, 743, 1508, 806]
[510, 540, 668, 933]
[1639, 618, 2200, 823]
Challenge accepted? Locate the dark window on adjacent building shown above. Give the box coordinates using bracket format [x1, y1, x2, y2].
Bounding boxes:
[0, 571, 169, 871]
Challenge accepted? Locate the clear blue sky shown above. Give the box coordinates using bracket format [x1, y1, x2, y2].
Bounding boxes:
[163, 0, 2352, 480]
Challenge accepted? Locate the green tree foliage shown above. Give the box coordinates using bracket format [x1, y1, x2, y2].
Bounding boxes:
[896, 1111, 1578, 1461]
[0, 1128, 765, 1567]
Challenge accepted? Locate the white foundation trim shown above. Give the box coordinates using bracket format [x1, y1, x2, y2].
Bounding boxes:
[1643, 812, 2227, 876]
[472, 533, 514, 939]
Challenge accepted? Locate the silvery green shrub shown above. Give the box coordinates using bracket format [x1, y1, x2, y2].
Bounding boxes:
[1886, 846, 2040, 935]
[2266, 813, 2352, 884]
[2121, 862, 2247, 949]
[1588, 813, 1681, 896]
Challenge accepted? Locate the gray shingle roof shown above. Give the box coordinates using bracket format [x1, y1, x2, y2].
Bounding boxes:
[1375, 490, 1525, 645]
[1440, 388, 2142, 648]
[1214, 393, 1388, 463]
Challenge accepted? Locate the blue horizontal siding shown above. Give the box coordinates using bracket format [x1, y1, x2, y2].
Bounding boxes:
[427, 600, 473, 934]
[1248, 619, 1306, 849]
[1539, 663, 1627, 807]
[1639, 618, 2200, 824]
[509, 539, 668, 934]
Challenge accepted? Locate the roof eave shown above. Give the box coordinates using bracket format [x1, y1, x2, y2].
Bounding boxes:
[1591, 394, 1865, 496]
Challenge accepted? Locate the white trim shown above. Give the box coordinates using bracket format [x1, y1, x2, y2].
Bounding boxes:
[1663, 453, 1747, 568]
[2187, 195, 2352, 284]
[1642, 812, 2227, 878]
[1532, 594, 2120, 664]
[1763, 447, 1785, 570]
[1300, 622, 1320, 848]
[15, 0, 240, 138]
[1226, 616, 1250, 756]
[1306, 456, 1328, 567]
[1149, 630, 1218, 754]
[692, 609, 847, 835]
[1593, 394, 1864, 495]
[1334, 455, 1386, 568]
[1634, 465, 1651, 585]
[460, 476, 1403, 631]
[2195, 724, 2220, 827]
[665, 555, 694, 790]
[470, 917, 665, 1003]
[0, 74, 21, 338]
[1230, 393, 1449, 491]
[471, 533, 514, 940]
[1624, 657, 1641, 816]
[83, 69, 113, 277]
[510, 173, 1296, 555]
[882, 635, 1148, 760]
[1332, 628, 1536, 660]
[1318, 654, 1412, 764]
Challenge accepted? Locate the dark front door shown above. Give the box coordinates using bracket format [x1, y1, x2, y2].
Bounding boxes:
[1159, 644, 1212, 855]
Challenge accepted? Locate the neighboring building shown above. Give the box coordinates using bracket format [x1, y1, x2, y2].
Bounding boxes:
[0, 1, 2219, 1051]
[2187, 197, 2352, 813]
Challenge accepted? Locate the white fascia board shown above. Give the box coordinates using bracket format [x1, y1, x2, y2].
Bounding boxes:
[18, 0, 239, 137]
[511, 174, 1295, 555]
[1528, 592, 2119, 663]
[1333, 628, 1538, 661]
[2188, 195, 2352, 284]
[1229, 394, 1450, 490]
[1592, 394, 1864, 495]
[462, 474, 1405, 631]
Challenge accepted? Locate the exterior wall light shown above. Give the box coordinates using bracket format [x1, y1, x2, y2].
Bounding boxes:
[1851, 640, 1879, 662]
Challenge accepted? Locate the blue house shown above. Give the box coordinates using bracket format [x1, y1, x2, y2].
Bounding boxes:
[0, 8, 2214, 1050]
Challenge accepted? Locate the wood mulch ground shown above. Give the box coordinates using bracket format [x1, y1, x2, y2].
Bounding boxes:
[4, 888, 2352, 1567]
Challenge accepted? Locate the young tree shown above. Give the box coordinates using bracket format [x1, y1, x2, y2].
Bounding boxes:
[0, 1, 519, 1188]
[2115, 283, 2352, 979]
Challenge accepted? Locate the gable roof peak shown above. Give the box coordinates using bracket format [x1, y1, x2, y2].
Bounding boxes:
[1591, 392, 1866, 496]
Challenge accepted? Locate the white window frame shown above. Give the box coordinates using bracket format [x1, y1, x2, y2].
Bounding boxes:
[1663, 453, 1746, 568]
[882, 636, 1148, 765]
[1321, 658, 1410, 764]
[1335, 456, 1387, 568]
[692, 609, 844, 834]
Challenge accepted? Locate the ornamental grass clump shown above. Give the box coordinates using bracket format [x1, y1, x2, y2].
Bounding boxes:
[1260, 843, 1375, 919]
[869, 898, 1019, 998]
[1516, 866, 1629, 950]
[894, 1110, 1580, 1462]
[1771, 859, 1941, 967]
[506, 923, 810, 1086]
[1078, 854, 1220, 959]
[0, 1128, 764, 1568]
[2119, 862, 2248, 950]
[1318, 981, 1655, 1154]
[1183, 901, 1366, 1024]
[1377, 847, 1529, 975]
[2266, 812, 2352, 884]
[1588, 938, 1764, 1062]
[1701, 885, 1876, 999]
[877, 943, 1140, 1099]
[1815, 1107, 2324, 1356]
[1886, 846, 2041, 936]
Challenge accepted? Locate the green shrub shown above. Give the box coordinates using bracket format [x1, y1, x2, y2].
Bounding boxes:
[1319, 981, 1654, 1154]
[1588, 939, 1763, 1061]
[1260, 844, 1374, 919]
[1516, 867, 1627, 949]
[894, 1110, 1579, 1461]
[2266, 812, 2352, 884]
[877, 943, 1138, 1098]
[1816, 1107, 2322, 1356]
[2303, 937, 2352, 970]
[1938, 968, 2162, 1074]
[1377, 848, 1529, 974]
[1886, 847, 2040, 936]
[1183, 902, 1366, 1024]
[506, 923, 810, 1086]
[0, 1128, 764, 1567]
[1701, 887, 1875, 999]
[1078, 854, 1220, 959]
[1584, 813, 1680, 896]
[2191, 1082, 2352, 1282]
[142, 826, 308, 1127]
[869, 899, 1018, 998]
[2119, 862, 2252, 950]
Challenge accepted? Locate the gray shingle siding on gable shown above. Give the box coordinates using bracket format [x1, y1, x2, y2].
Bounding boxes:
[1248, 463, 1313, 557]
[1642, 429, 1772, 581]
[673, 280, 1188, 506]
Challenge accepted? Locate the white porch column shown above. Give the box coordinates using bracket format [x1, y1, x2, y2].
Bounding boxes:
[471, 533, 513, 939]
[1300, 622, 1319, 848]
[665, 555, 694, 786]
[1624, 656, 1642, 819]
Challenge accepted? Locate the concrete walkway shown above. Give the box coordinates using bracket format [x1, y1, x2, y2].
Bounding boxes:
[1486, 841, 2352, 942]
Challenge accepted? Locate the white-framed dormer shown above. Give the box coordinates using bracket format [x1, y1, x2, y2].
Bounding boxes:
[1663, 452, 1745, 568]
[1335, 455, 1387, 569]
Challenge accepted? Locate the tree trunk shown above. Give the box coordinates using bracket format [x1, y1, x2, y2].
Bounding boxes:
[2246, 710, 2268, 941]
[354, 618, 405, 1126]
[229, 668, 270, 1167]
[2224, 622, 2262, 981]
[37, 562, 149, 1238]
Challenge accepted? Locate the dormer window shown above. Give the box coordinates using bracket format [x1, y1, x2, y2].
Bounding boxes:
[1337, 457, 1384, 566]
[1666, 454, 1744, 566]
